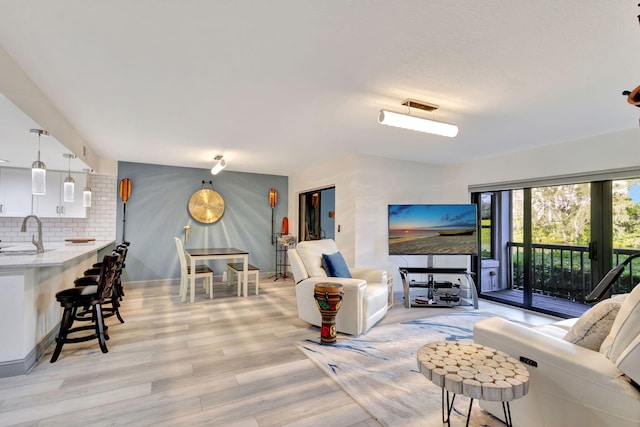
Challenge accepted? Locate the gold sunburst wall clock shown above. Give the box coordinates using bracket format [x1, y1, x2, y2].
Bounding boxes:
[188, 181, 225, 224]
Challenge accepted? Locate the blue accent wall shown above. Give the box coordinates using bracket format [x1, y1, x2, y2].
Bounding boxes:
[116, 161, 288, 282]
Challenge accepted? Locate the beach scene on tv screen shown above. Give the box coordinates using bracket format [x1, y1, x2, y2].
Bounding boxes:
[388, 204, 478, 255]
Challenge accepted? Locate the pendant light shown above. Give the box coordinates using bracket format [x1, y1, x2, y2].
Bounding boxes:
[82, 168, 92, 207]
[63, 153, 76, 202]
[30, 129, 49, 195]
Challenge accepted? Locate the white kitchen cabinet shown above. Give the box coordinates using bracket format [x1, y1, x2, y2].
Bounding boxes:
[33, 171, 87, 218]
[0, 168, 33, 217]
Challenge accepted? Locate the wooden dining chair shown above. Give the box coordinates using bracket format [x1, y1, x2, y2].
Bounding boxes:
[174, 237, 213, 302]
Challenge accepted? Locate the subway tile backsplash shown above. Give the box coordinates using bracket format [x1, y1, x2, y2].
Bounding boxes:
[0, 174, 117, 244]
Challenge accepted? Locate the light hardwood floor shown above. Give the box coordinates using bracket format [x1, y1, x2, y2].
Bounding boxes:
[0, 278, 558, 427]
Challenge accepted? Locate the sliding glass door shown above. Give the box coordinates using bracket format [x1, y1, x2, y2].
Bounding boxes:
[528, 184, 591, 314]
[611, 178, 640, 294]
[473, 177, 640, 318]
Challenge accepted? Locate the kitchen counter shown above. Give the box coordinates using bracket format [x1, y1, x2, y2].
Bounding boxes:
[0, 239, 116, 377]
[0, 240, 115, 269]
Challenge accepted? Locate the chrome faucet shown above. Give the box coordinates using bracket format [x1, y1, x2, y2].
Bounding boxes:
[21, 215, 44, 254]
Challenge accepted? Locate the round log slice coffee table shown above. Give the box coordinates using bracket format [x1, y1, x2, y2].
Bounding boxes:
[417, 341, 530, 427]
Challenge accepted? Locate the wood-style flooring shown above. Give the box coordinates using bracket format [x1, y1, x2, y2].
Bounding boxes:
[0, 277, 558, 427]
[483, 288, 590, 318]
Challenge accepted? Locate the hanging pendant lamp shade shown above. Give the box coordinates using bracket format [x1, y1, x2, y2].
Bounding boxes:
[30, 129, 49, 195]
[63, 176, 75, 202]
[82, 168, 92, 208]
[82, 186, 92, 207]
[63, 153, 76, 202]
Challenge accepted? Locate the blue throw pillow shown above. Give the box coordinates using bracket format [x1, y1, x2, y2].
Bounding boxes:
[321, 251, 352, 278]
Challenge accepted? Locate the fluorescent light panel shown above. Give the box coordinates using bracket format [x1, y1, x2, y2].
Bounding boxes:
[378, 109, 458, 138]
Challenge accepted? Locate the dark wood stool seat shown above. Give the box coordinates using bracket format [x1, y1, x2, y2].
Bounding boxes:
[91, 241, 129, 298]
[73, 275, 123, 324]
[50, 255, 118, 363]
[75, 245, 128, 324]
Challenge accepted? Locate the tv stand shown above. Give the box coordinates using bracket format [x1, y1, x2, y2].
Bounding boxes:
[399, 267, 478, 309]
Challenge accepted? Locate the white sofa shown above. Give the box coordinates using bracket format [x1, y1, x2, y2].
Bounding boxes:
[474, 286, 640, 427]
[289, 239, 389, 336]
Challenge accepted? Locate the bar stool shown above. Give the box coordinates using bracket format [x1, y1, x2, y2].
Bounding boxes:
[50, 254, 118, 363]
[90, 241, 129, 300]
[78, 245, 128, 323]
[77, 249, 126, 323]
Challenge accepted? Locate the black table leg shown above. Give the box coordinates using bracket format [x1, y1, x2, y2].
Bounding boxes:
[502, 401, 513, 427]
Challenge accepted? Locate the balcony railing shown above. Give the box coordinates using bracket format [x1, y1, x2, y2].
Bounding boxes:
[507, 242, 640, 303]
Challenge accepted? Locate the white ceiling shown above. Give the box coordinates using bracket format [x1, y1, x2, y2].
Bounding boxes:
[0, 1, 638, 176]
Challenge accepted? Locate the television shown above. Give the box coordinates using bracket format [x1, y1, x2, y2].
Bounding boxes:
[388, 204, 478, 255]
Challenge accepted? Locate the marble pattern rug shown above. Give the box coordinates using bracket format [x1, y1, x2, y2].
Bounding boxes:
[297, 311, 507, 427]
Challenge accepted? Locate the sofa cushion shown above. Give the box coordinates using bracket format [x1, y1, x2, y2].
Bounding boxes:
[297, 239, 339, 278]
[563, 297, 624, 351]
[600, 284, 640, 363]
[288, 249, 309, 283]
[616, 333, 640, 384]
[322, 251, 352, 278]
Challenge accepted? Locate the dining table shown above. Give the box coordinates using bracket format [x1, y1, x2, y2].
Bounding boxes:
[185, 247, 249, 302]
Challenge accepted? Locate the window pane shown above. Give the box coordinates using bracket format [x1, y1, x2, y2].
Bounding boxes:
[480, 193, 493, 259]
[512, 190, 523, 243]
[612, 179, 640, 249]
[530, 183, 591, 307]
[612, 178, 640, 293]
[510, 189, 524, 296]
[531, 184, 590, 245]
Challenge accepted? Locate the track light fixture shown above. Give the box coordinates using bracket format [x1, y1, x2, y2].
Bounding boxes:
[30, 129, 49, 195]
[378, 99, 458, 137]
[211, 154, 227, 175]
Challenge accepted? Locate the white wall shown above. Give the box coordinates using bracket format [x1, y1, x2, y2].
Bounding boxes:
[291, 126, 640, 290]
[289, 153, 459, 287]
[449, 127, 640, 192]
[289, 154, 357, 262]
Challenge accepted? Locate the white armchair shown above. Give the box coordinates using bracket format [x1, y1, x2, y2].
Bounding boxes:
[473, 286, 640, 427]
[289, 239, 389, 336]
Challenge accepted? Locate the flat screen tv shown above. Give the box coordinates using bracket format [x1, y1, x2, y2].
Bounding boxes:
[388, 204, 478, 255]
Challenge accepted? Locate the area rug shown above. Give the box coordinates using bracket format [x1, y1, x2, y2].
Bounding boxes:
[296, 311, 507, 427]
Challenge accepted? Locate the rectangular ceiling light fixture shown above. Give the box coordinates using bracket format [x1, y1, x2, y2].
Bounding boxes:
[378, 98, 458, 137]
